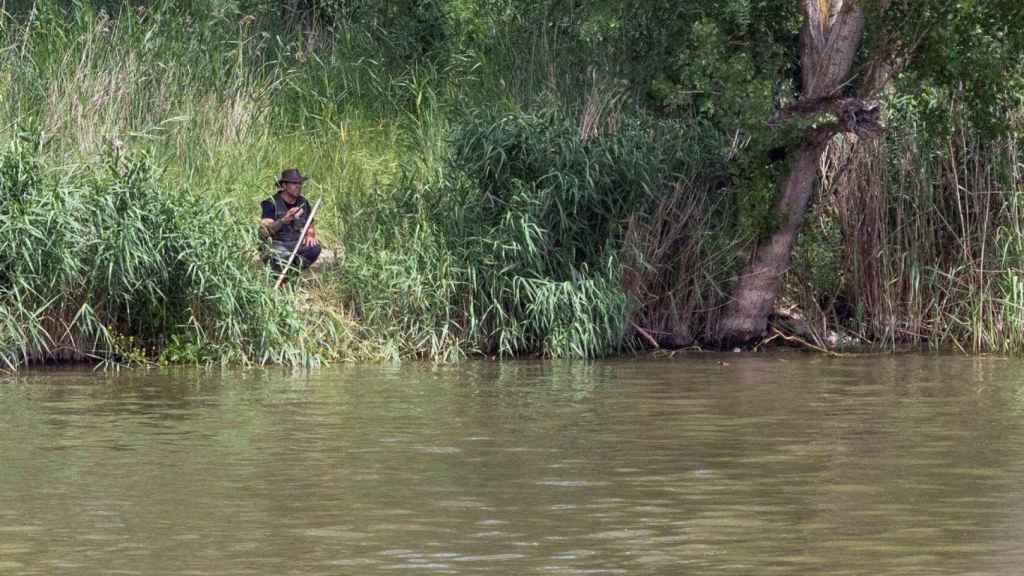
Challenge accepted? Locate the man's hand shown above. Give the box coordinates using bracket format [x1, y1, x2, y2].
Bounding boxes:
[259, 218, 274, 239]
[303, 233, 319, 248]
[281, 207, 303, 223]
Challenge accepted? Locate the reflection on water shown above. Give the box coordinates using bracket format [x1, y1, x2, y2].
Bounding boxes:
[2, 355, 1024, 574]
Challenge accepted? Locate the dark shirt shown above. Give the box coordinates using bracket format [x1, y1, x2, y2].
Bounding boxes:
[261, 195, 311, 221]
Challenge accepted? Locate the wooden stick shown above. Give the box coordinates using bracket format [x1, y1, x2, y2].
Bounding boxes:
[274, 198, 322, 289]
[630, 322, 660, 349]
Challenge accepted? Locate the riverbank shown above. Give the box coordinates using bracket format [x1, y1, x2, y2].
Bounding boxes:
[1, 2, 1022, 369]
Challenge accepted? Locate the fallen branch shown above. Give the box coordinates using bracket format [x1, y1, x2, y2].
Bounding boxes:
[630, 322, 660, 349]
[758, 327, 847, 357]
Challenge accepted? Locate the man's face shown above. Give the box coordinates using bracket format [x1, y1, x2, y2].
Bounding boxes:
[283, 181, 302, 198]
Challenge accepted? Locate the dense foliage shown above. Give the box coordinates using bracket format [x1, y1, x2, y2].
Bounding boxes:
[0, 0, 1022, 367]
[338, 111, 739, 358]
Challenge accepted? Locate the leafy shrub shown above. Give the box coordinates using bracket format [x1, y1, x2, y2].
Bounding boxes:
[336, 110, 737, 358]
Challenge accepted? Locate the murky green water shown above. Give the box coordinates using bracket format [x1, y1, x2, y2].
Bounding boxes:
[2, 355, 1024, 574]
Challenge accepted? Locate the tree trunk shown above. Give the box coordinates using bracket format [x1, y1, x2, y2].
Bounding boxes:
[717, 142, 826, 346]
[716, 0, 868, 347]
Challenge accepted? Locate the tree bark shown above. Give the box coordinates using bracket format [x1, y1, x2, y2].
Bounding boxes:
[716, 0, 868, 347]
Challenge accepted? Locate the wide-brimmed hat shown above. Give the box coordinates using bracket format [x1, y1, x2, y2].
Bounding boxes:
[277, 168, 309, 185]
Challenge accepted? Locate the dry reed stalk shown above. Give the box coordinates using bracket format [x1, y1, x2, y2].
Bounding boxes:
[815, 98, 1024, 352]
[579, 70, 625, 141]
[622, 180, 725, 346]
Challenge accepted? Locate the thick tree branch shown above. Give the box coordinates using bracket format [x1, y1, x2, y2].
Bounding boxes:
[771, 96, 884, 143]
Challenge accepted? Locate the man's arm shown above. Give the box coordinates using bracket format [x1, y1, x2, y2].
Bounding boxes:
[259, 200, 276, 239]
[259, 218, 276, 240]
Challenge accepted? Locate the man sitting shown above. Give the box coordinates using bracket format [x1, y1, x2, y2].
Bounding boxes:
[259, 168, 320, 270]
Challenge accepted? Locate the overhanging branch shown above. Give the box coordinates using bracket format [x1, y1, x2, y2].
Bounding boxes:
[771, 96, 885, 144]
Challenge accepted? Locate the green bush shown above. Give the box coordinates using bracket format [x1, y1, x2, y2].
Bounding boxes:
[336, 110, 737, 358]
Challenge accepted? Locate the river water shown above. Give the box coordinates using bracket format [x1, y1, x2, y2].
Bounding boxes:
[2, 354, 1024, 575]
